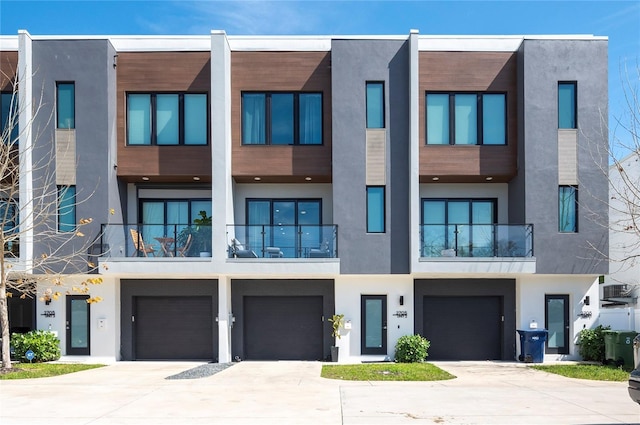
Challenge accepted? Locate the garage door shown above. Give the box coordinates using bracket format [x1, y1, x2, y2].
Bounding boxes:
[134, 296, 213, 360]
[244, 296, 323, 360]
[423, 296, 502, 360]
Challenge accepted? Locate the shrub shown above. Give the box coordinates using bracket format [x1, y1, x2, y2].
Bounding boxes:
[578, 325, 610, 362]
[11, 330, 61, 363]
[394, 334, 430, 363]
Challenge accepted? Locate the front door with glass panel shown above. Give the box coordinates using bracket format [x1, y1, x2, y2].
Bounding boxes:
[66, 295, 90, 355]
[361, 295, 387, 355]
[545, 294, 569, 354]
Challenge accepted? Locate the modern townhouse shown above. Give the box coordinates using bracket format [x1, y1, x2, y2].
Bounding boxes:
[0, 30, 608, 363]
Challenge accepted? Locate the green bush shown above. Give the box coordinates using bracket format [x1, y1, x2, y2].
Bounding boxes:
[394, 334, 430, 363]
[578, 325, 610, 362]
[11, 330, 61, 363]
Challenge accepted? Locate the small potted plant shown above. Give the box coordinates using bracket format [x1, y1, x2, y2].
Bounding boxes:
[328, 313, 344, 362]
[191, 210, 212, 257]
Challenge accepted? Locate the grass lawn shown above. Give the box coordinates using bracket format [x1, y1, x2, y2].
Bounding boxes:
[530, 363, 631, 382]
[0, 363, 105, 380]
[321, 362, 456, 381]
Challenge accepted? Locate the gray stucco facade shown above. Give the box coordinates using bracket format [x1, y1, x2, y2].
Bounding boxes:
[31, 39, 120, 272]
[331, 39, 410, 275]
[515, 39, 609, 274]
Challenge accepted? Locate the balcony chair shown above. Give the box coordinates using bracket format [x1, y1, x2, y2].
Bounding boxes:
[129, 228, 156, 257]
[309, 240, 331, 258]
[175, 234, 192, 257]
[230, 238, 258, 258]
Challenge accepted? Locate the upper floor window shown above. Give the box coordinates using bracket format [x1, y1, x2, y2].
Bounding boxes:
[1, 92, 18, 144]
[559, 185, 577, 232]
[127, 93, 208, 146]
[366, 186, 385, 233]
[558, 82, 577, 129]
[242, 92, 322, 145]
[366, 82, 384, 129]
[57, 82, 75, 129]
[426, 92, 506, 145]
[57, 185, 76, 232]
[1, 198, 19, 258]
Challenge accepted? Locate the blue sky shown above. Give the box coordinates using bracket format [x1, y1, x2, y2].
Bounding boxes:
[1, 0, 638, 152]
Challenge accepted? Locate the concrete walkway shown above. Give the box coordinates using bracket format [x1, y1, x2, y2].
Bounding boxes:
[1, 361, 639, 424]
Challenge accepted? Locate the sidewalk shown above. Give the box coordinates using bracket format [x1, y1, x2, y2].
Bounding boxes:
[0, 361, 638, 424]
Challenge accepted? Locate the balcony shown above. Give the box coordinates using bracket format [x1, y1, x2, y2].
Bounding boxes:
[227, 225, 338, 259]
[421, 224, 533, 258]
[100, 223, 212, 258]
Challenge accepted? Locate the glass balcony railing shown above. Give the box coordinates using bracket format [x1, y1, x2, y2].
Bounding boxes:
[227, 224, 338, 259]
[100, 224, 212, 258]
[420, 224, 533, 258]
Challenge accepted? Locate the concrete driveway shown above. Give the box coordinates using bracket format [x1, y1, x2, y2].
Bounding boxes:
[1, 361, 638, 424]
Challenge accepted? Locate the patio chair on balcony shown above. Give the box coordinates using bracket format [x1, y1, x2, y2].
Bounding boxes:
[129, 228, 156, 257]
[175, 234, 192, 257]
[230, 238, 258, 258]
[309, 240, 331, 258]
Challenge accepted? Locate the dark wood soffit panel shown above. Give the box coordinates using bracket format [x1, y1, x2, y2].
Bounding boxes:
[419, 145, 517, 181]
[117, 146, 211, 180]
[418, 52, 518, 181]
[0, 51, 18, 91]
[231, 52, 332, 180]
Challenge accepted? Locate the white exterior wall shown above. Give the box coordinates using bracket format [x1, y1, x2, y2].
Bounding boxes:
[334, 275, 413, 363]
[516, 275, 600, 360]
[36, 276, 120, 363]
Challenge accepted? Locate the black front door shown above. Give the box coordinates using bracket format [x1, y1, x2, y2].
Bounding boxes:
[66, 295, 90, 355]
[361, 295, 387, 355]
[545, 294, 570, 354]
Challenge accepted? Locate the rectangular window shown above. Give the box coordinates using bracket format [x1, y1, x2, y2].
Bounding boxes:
[558, 82, 577, 129]
[366, 82, 384, 128]
[559, 185, 577, 232]
[241, 92, 323, 145]
[1, 198, 19, 257]
[58, 185, 76, 232]
[1, 92, 18, 145]
[57, 83, 75, 129]
[126, 93, 208, 145]
[366, 186, 385, 233]
[426, 92, 506, 145]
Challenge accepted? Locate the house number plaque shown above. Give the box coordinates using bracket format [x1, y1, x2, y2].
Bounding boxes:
[393, 311, 408, 318]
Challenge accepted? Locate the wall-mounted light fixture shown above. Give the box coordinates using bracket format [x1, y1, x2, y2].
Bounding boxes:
[399, 295, 404, 306]
[113, 54, 118, 68]
[584, 296, 590, 306]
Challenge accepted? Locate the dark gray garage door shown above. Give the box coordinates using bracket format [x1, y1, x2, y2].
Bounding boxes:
[134, 296, 214, 360]
[244, 296, 323, 360]
[423, 296, 502, 360]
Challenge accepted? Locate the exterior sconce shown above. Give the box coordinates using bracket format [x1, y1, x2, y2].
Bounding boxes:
[584, 296, 590, 306]
[399, 295, 404, 306]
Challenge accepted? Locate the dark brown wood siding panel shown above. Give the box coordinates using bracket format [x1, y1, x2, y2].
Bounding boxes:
[231, 52, 332, 182]
[116, 52, 211, 182]
[0, 51, 18, 91]
[419, 52, 518, 182]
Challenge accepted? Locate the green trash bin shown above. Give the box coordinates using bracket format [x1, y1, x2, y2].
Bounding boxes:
[604, 330, 638, 366]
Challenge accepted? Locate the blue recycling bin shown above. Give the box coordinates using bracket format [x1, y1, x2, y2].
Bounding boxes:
[517, 329, 548, 363]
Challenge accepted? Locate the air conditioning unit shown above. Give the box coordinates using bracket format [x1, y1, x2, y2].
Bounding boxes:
[603, 284, 631, 299]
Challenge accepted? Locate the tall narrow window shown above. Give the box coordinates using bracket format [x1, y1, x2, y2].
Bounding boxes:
[58, 185, 76, 232]
[156, 94, 179, 145]
[299, 93, 322, 144]
[127, 94, 151, 145]
[558, 82, 577, 129]
[482, 94, 506, 145]
[426, 93, 449, 145]
[366, 82, 384, 128]
[367, 186, 385, 233]
[454, 94, 477, 145]
[184, 94, 208, 145]
[1, 92, 18, 145]
[559, 185, 577, 232]
[57, 83, 75, 129]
